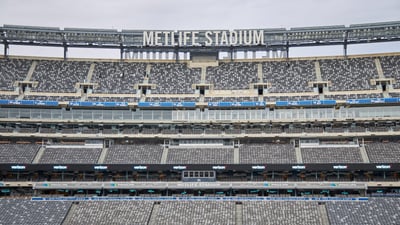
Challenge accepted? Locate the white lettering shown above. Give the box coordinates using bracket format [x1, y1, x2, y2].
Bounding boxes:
[252, 165, 265, 170]
[243, 30, 253, 45]
[292, 165, 306, 169]
[178, 31, 183, 46]
[173, 166, 187, 170]
[94, 166, 108, 170]
[170, 31, 175, 46]
[183, 31, 191, 46]
[134, 166, 147, 170]
[205, 31, 213, 45]
[164, 32, 170, 46]
[192, 31, 199, 46]
[143, 31, 154, 46]
[376, 165, 391, 169]
[213, 31, 221, 46]
[154, 31, 162, 45]
[142, 30, 265, 47]
[230, 31, 238, 45]
[333, 165, 348, 169]
[11, 165, 26, 170]
[212, 166, 226, 170]
[53, 165, 68, 170]
[253, 30, 264, 45]
[220, 31, 228, 45]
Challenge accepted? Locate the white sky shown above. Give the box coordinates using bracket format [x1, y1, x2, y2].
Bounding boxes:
[0, 0, 399, 58]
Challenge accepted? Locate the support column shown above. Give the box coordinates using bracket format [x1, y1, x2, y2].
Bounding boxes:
[63, 45, 68, 60]
[175, 50, 179, 62]
[272, 50, 278, 58]
[286, 42, 289, 59]
[265, 50, 270, 58]
[123, 51, 129, 59]
[3, 42, 9, 57]
[343, 31, 348, 57]
[227, 52, 232, 60]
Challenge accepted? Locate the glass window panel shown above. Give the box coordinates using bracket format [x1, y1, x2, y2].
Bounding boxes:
[239, 110, 246, 120]
[122, 111, 132, 120]
[153, 111, 162, 120]
[82, 111, 93, 120]
[41, 110, 52, 119]
[98, 111, 109, 120]
[62, 110, 73, 120]
[133, 111, 143, 120]
[115, 111, 125, 120]
[72, 110, 83, 120]
[8, 108, 19, 118]
[51, 110, 62, 119]
[142, 111, 152, 120]
[0, 109, 8, 118]
[93, 111, 103, 120]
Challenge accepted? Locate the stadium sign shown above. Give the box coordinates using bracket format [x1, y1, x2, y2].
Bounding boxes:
[53, 165, 68, 170]
[11, 165, 26, 170]
[143, 30, 265, 47]
[333, 165, 348, 170]
[292, 165, 306, 170]
[133, 165, 147, 170]
[376, 165, 391, 169]
[212, 166, 226, 170]
[252, 165, 266, 170]
[94, 165, 108, 170]
[173, 166, 187, 170]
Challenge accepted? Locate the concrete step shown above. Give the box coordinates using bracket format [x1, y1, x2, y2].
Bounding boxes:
[315, 61, 322, 81]
[359, 146, 370, 163]
[25, 61, 37, 81]
[32, 146, 45, 164]
[97, 148, 108, 164]
[147, 202, 160, 225]
[161, 147, 169, 164]
[318, 204, 331, 225]
[62, 202, 78, 225]
[86, 63, 96, 82]
[234, 147, 240, 164]
[235, 203, 243, 225]
[295, 147, 303, 163]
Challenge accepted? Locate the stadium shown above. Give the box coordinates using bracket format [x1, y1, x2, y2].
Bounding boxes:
[0, 21, 400, 224]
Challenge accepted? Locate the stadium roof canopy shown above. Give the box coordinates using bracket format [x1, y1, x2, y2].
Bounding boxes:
[1, 21, 400, 59]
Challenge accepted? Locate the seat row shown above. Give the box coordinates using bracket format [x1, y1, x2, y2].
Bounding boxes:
[1, 143, 400, 164]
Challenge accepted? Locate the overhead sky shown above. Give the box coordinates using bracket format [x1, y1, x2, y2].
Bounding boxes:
[0, 0, 399, 58]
